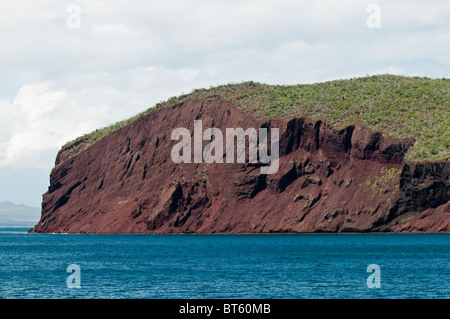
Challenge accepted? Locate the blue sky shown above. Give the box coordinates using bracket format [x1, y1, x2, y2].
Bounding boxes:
[0, 0, 449, 207]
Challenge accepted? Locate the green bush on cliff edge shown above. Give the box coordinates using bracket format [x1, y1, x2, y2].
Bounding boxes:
[61, 74, 449, 164]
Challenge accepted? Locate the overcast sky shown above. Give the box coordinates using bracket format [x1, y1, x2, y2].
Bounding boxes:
[0, 0, 449, 207]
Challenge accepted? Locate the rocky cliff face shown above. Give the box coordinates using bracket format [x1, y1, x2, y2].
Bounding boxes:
[31, 99, 449, 233]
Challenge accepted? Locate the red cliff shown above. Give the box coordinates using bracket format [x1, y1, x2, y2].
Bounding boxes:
[31, 99, 449, 233]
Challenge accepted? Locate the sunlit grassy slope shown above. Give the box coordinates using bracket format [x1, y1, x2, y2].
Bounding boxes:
[62, 75, 449, 163]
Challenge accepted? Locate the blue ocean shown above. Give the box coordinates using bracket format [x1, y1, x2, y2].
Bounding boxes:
[0, 227, 448, 299]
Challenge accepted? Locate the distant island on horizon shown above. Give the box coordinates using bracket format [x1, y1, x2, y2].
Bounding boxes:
[0, 201, 40, 227]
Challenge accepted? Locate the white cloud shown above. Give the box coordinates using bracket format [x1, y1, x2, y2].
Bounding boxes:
[0, 83, 108, 169]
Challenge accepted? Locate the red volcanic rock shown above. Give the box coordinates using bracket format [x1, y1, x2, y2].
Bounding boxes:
[30, 99, 449, 234]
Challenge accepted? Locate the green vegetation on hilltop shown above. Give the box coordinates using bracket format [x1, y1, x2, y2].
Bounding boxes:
[61, 74, 449, 163]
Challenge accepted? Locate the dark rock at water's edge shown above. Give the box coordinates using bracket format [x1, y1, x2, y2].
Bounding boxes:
[30, 99, 449, 234]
